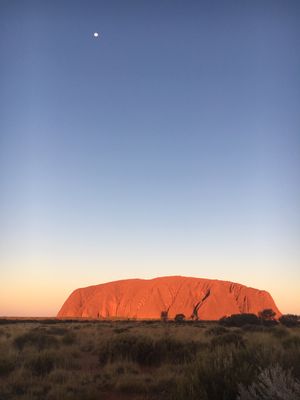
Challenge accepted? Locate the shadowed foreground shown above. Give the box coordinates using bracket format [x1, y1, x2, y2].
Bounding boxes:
[0, 320, 299, 400]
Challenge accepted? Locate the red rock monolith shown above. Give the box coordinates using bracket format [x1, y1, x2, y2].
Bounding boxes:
[57, 276, 281, 320]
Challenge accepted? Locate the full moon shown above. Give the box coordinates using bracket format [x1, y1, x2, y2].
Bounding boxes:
[93, 32, 99, 38]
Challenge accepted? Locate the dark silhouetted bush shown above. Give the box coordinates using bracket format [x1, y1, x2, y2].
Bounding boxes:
[262, 319, 278, 327]
[175, 314, 186, 323]
[279, 314, 300, 327]
[220, 314, 260, 327]
[259, 308, 276, 321]
[39, 319, 60, 324]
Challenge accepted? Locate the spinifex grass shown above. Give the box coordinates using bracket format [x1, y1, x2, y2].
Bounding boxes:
[0, 320, 299, 400]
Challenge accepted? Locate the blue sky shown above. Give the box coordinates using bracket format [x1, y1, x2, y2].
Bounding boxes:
[0, 0, 299, 315]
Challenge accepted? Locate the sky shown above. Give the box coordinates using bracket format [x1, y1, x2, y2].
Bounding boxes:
[0, 0, 299, 316]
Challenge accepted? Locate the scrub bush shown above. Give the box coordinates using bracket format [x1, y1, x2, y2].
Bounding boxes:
[238, 364, 300, 400]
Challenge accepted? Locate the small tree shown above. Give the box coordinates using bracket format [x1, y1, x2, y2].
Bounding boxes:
[160, 311, 168, 322]
[259, 309, 276, 321]
[258, 309, 278, 326]
[174, 313, 186, 323]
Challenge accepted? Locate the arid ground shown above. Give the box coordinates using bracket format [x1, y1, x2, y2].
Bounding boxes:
[0, 319, 300, 400]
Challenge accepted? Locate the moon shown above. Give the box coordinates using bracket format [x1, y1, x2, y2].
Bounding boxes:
[93, 32, 99, 38]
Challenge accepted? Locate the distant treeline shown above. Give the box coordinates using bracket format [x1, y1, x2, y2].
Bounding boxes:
[0, 311, 299, 327]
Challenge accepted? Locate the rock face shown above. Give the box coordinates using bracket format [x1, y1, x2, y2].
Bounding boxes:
[57, 276, 281, 320]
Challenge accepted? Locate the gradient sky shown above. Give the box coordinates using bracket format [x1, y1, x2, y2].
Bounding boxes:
[1, 0, 299, 316]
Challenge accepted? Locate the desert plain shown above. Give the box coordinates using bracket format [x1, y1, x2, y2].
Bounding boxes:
[0, 316, 300, 400]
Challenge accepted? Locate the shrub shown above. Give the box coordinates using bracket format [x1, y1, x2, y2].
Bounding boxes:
[0, 356, 15, 376]
[40, 319, 60, 324]
[261, 319, 279, 327]
[237, 364, 300, 400]
[99, 333, 196, 366]
[99, 334, 152, 365]
[11, 380, 30, 396]
[175, 314, 186, 323]
[271, 326, 290, 339]
[282, 335, 300, 350]
[279, 315, 300, 328]
[61, 332, 76, 345]
[115, 374, 149, 394]
[157, 336, 196, 364]
[241, 324, 266, 333]
[175, 345, 258, 400]
[26, 352, 57, 376]
[46, 327, 68, 336]
[103, 361, 139, 377]
[115, 372, 174, 396]
[211, 332, 246, 348]
[113, 327, 129, 334]
[13, 330, 59, 351]
[259, 309, 276, 321]
[205, 326, 229, 336]
[220, 314, 260, 327]
[48, 368, 70, 384]
[80, 340, 95, 353]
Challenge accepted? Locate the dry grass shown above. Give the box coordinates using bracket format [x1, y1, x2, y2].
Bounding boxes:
[0, 320, 299, 400]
